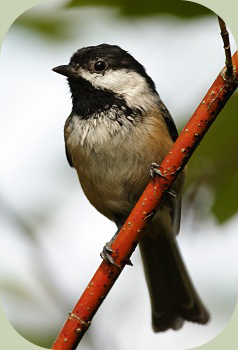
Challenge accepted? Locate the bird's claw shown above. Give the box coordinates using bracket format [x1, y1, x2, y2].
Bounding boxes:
[126, 258, 133, 266]
[100, 242, 133, 268]
[150, 162, 167, 180]
[100, 242, 121, 269]
[165, 189, 177, 198]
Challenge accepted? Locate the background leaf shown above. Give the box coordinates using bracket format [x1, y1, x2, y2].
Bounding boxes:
[67, 0, 211, 18]
[184, 93, 238, 223]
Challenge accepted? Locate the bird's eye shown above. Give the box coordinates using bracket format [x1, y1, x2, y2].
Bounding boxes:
[94, 61, 106, 72]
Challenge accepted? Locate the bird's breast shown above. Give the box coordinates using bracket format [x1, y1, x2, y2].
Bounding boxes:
[64, 109, 176, 221]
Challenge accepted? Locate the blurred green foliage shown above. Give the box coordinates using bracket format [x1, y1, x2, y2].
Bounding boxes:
[16, 14, 71, 40]
[185, 93, 238, 223]
[67, 0, 211, 18]
[17, 0, 213, 39]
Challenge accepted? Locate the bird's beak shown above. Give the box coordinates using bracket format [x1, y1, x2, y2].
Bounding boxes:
[52, 64, 78, 79]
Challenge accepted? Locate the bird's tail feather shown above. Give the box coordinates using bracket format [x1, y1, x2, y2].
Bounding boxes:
[139, 233, 210, 332]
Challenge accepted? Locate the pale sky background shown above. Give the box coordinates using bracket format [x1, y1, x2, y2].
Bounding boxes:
[0, 4, 237, 350]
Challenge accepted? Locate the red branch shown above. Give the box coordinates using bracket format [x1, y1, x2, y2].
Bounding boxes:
[52, 52, 238, 349]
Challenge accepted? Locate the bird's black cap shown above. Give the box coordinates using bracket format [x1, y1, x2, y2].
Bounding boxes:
[53, 44, 156, 93]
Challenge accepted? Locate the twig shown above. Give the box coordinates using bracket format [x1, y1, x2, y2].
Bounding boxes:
[218, 16, 233, 79]
[51, 51, 238, 350]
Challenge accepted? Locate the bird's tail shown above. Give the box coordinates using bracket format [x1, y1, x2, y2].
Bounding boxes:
[139, 233, 210, 332]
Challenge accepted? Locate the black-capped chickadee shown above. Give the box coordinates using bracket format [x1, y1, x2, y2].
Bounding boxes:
[53, 44, 209, 332]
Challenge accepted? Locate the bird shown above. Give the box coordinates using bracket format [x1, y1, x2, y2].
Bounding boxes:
[52, 43, 210, 332]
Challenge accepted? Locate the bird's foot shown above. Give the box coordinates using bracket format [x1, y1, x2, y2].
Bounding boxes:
[100, 242, 121, 269]
[100, 240, 133, 268]
[150, 162, 167, 180]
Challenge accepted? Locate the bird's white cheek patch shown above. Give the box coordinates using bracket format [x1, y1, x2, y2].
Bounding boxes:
[79, 68, 159, 112]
